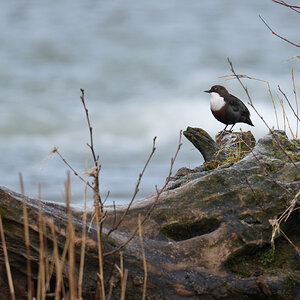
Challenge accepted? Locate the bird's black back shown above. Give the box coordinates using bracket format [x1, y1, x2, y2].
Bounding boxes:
[226, 94, 253, 126]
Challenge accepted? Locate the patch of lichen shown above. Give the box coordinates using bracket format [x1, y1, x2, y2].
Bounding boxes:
[204, 160, 222, 170]
[271, 134, 300, 161]
[263, 158, 286, 172]
[0, 205, 8, 216]
[286, 150, 300, 162]
[294, 175, 300, 181]
[226, 235, 300, 279]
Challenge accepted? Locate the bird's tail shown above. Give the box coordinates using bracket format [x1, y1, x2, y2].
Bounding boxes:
[246, 118, 254, 126]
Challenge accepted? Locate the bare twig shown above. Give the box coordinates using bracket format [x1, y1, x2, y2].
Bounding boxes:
[259, 15, 300, 47]
[270, 187, 300, 251]
[244, 176, 266, 212]
[271, 0, 300, 13]
[227, 58, 299, 171]
[79, 91, 105, 298]
[278, 85, 300, 122]
[54, 149, 94, 190]
[104, 136, 157, 246]
[280, 228, 300, 256]
[0, 216, 16, 300]
[222, 74, 279, 129]
[292, 70, 299, 138]
[104, 130, 182, 258]
[80, 89, 98, 166]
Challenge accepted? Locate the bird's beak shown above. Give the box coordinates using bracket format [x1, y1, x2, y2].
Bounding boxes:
[204, 90, 211, 93]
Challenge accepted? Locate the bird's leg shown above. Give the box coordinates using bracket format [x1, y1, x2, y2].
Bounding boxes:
[223, 125, 228, 131]
[229, 124, 235, 132]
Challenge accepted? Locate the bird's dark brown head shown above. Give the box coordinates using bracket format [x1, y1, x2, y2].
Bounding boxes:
[204, 85, 230, 98]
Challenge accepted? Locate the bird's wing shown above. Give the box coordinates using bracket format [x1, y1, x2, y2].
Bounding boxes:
[228, 94, 244, 112]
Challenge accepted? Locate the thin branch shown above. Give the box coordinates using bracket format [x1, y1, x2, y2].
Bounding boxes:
[104, 130, 182, 258]
[104, 136, 157, 245]
[291, 70, 299, 138]
[280, 228, 300, 256]
[227, 58, 299, 171]
[259, 15, 300, 47]
[55, 149, 94, 190]
[222, 74, 279, 129]
[80, 89, 98, 165]
[271, 0, 300, 13]
[278, 85, 300, 122]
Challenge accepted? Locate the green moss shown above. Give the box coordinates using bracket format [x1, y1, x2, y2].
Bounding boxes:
[294, 175, 300, 182]
[0, 205, 7, 216]
[270, 134, 300, 161]
[204, 160, 221, 170]
[287, 150, 300, 162]
[226, 236, 300, 279]
[258, 248, 274, 266]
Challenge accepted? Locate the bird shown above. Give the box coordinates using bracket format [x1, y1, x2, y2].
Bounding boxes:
[204, 85, 253, 131]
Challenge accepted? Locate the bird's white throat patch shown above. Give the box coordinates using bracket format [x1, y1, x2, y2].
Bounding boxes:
[210, 92, 226, 111]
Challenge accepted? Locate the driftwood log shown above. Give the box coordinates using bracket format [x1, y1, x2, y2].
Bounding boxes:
[0, 129, 300, 299]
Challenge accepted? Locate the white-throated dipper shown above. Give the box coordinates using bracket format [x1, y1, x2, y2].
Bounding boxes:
[204, 85, 253, 131]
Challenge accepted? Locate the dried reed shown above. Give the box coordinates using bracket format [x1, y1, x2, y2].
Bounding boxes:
[37, 184, 46, 300]
[138, 214, 147, 300]
[0, 216, 16, 300]
[19, 173, 33, 300]
[65, 172, 77, 300]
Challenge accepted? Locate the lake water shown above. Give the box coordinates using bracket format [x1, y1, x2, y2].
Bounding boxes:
[0, 0, 299, 207]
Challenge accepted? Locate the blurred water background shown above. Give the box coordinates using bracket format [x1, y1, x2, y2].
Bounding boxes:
[0, 0, 299, 207]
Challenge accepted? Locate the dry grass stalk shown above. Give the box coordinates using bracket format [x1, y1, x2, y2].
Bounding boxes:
[37, 184, 46, 300]
[119, 253, 128, 300]
[48, 89, 182, 299]
[278, 85, 300, 121]
[277, 94, 296, 138]
[95, 198, 106, 300]
[19, 173, 33, 300]
[138, 214, 147, 300]
[78, 182, 88, 300]
[50, 218, 64, 300]
[78, 89, 106, 299]
[107, 277, 115, 300]
[222, 74, 280, 129]
[226, 60, 300, 256]
[65, 172, 77, 300]
[227, 58, 299, 171]
[0, 216, 16, 300]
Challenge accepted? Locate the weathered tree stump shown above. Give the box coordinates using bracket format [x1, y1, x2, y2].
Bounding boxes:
[0, 130, 300, 299]
[183, 127, 256, 163]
